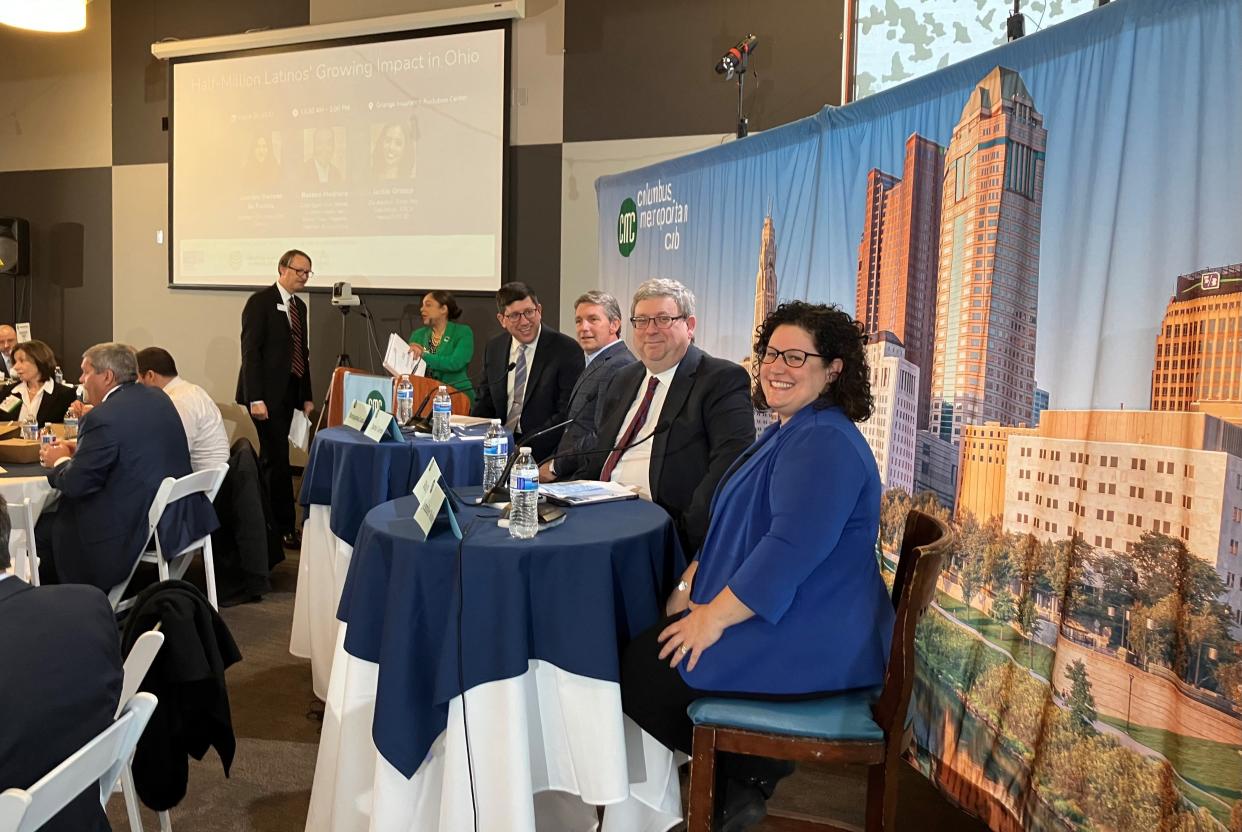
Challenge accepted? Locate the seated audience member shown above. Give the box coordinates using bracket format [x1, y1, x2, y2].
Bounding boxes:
[542, 290, 637, 481]
[0, 324, 17, 378]
[619, 302, 896, 829]
[36, 342, 199, 590]
[575, 278, 754, 556]
[407, 290, 475, 406]
[0, 339, 76, 424]
[0, 497, 123, 832]
[472, 282, 583, 460]
[137, 347, 230, 472]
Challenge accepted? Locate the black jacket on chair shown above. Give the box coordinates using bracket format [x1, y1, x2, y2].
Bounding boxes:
[471, 327, 584, 460]
[577, 344, 754, 557]
[120, 580, 242, 812]
[0, 579, 121, 832]
[0, 380, 77, 424]
[235, 283, 313, 410]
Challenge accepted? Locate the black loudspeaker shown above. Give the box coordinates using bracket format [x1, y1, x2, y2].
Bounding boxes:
[0, 218, 30, 276]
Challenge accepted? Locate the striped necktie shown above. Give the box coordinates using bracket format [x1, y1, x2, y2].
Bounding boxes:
[600, 376, 660, 482]
[290, 298, 306, 378]
[505, 344, 527, 432]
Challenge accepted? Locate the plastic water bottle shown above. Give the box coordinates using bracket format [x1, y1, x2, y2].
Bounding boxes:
[19, 414, 37, 441]
[395, 376, 414, 424]
[482, 418, 508, 491]
[431, 385, 452, 442]
[53, 366, 64, 386]
[508, 446, 539, 539]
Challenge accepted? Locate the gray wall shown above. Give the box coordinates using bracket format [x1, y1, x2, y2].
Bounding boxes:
[0, 0, 843, 400]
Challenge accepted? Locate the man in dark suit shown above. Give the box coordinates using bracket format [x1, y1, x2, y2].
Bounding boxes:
[38, 342, 197, 590]
[577, 279, 754, 556]
[0, 324, 17, 378]
[236, 249, 314, 548]
[0, 497, 122, 832]
[472, 282, 584, 461]
[542, 290, 637, 480]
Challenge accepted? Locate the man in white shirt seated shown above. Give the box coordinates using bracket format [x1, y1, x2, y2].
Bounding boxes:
[136, 347, 230, 472]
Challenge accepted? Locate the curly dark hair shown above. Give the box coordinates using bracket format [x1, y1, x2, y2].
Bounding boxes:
[751, 301, 873, 422]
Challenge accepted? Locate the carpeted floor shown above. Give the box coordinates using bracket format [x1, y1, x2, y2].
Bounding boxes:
[105, 549, 988, 832]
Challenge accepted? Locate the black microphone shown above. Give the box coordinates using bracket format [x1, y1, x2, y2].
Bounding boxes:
[715, 34, 757, 77]
[405, 361, 515, 430]
[478, 417, 577, 504]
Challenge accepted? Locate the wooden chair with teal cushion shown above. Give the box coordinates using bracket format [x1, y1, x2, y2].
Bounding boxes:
[686, 509, 952, 831]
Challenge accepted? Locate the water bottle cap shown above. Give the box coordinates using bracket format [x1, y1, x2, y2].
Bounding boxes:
[438, 385, 447, 391]
[490, 418, 501, 425]
[519, 446, 531, 454]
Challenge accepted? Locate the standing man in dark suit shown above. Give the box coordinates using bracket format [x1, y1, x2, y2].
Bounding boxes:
[236, 249, 314, 548]
[578, 279, 754, 556]
[37, 342, 200, 590]
[542, 290, 636, 481]
[472, 282, 583, 461]
[0, 499, 122, 832]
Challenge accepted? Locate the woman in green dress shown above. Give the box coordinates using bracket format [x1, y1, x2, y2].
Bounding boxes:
[407, 290, 475, 406]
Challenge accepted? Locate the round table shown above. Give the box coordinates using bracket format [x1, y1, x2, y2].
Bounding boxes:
[0, 461, 56, 582]
[306, 491, 687, 832]
[291, 426, 506, 698]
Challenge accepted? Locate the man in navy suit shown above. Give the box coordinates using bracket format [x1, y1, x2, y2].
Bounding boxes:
[471, 282, 584, 461]
[0, 497, 123, 832]
[38, 342, 197, 590]
[542, 290, 637, 480]
[577, 279, 754, 557]
[236, 249, 314, 547]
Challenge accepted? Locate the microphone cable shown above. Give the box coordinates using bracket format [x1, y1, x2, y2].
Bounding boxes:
[454, 515, 481, 832]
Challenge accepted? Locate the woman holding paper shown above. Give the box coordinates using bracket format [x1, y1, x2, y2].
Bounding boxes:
[0, 339, 77, 424]
[408, 291, 475, 406]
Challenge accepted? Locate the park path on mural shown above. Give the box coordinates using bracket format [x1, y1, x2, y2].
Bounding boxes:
[929, 600, 1234, 815]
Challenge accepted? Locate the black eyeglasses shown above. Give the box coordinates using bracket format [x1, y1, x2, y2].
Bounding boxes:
[630, 314, 686, 330]
[286, 266, 313, 278]
[503, 308, 539, 323]
[759, 346, 825, 368]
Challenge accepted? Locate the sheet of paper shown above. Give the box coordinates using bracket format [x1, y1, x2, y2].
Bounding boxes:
[363, 409, 394, 442]
[288, 409, 312, 451]
[343, 400, 371, 430]
[382, 333, 427, 378]
[411, 458, 446, 539]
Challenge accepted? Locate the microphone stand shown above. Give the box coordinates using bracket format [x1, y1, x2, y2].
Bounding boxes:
[735, 47, 751, 139]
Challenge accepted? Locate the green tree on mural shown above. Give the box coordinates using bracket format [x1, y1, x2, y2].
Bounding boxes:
[1065, 659, 1097, 736]
[991, 588, 1017, 625]
[879, 488, 909, 549]
[1216, 660, 1242, 704]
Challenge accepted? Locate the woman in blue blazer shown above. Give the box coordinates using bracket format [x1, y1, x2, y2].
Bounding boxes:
[620, 302, 895, 829]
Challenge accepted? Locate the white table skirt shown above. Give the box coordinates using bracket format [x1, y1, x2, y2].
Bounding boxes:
[306, 625, 684, 832]
[290, 504, 353, 700]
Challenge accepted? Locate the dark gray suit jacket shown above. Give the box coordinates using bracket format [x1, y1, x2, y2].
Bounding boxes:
[578, 344, 754, 557]
[553, 340, 637, 479]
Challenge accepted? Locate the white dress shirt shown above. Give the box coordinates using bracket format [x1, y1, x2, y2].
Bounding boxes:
[608, 362, 679, 501]
[585, 337, 623, 366]
[506, 327, 541, 417]
[164, 377, 230, 472]
[15, 379, 53, 424]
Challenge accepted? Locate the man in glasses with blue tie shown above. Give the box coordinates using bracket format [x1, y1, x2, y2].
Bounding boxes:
[472, 282, 583, 462]
[576, 278, 753, 557]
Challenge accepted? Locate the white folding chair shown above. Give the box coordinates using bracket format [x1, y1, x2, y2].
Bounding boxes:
[109, 463, 229, 613]
[4, 498, 40, 586]
[0, 693, 158, 832]
[112, 628, 172, 832]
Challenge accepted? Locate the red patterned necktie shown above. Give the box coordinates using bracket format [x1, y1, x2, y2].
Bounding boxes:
[600, 376, 659, 482]
[290, 299, 306, 378]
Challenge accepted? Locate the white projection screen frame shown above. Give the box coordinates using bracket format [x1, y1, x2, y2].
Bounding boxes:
[170, 25, 508, 291]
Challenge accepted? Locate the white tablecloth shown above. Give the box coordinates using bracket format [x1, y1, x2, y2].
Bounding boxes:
[306, 624, 684, 832]
[290, 504, 352, 700]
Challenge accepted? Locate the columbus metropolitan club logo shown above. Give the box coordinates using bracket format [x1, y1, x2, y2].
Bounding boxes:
[617, 198, 637, 257]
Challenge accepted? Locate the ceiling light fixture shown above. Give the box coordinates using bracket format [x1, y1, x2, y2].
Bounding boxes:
[0, 0, 87, 33]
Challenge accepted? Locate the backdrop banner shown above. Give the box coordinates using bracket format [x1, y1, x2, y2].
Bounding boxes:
[598, 0, 1242, 828]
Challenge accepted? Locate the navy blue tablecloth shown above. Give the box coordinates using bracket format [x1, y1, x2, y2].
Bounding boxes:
[299, 426, 497, 546]
[337, 490, 684, 778]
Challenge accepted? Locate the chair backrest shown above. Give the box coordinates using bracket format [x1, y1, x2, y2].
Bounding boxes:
[872, 509, 952, 744]
[0, 693, 157, 832]
[147, 463, 229, 550]
[116, 628, 165, 718]
[4, 498, 38, 585]
[215, 401, 260, 455]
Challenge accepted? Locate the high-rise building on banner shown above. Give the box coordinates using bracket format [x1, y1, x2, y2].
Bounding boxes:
[856, 134, 944, 424]
[930, 66, 1046, 444]
[914, 430, 959, 510]
[1151, 263, 1242, 412]
[1032, 386, 1049, 426]
[999, 409, 1242, 636]
[860, 332, 919, 493]
[956, 422, 1021, 522]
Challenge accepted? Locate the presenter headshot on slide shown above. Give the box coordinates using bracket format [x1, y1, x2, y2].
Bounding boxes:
[407, 290, 474, 406]
[304, 127, 343, 185]
[236, 249, 314, 548]
[371, 122, 415, 181]
[244, 133, 281, 187]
